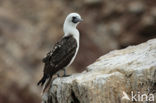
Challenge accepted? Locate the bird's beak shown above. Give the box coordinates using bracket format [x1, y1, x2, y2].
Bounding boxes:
[75, 18, 83, 23]
[79, 18, 83, 22]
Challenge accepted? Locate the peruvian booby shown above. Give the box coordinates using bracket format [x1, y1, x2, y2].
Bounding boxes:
[37, 13, 82, 86]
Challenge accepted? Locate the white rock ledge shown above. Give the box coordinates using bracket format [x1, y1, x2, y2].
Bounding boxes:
[42, 39, 156, 103]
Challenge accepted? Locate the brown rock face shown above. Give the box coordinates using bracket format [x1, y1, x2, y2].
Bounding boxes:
[0, 0, 156, 103]
[43, 39, 156, 103]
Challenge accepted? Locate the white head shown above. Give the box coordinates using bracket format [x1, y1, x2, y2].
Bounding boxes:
[63, 13, 82, 36]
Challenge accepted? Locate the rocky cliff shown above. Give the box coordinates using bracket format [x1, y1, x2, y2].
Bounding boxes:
[43, 39, 156, 103]
[0, 0, 156, 103]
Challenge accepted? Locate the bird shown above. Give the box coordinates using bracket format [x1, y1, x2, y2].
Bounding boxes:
[37, 13, 83, 87]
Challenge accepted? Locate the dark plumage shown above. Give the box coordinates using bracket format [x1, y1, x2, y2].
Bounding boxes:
[37, 13, 82, 93]
[37, 35, 77, 86]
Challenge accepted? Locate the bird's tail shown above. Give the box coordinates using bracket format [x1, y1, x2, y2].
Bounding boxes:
[37, 74, 53, 95]
[41, 76, 52, 94]
[37, 74, 48, 86]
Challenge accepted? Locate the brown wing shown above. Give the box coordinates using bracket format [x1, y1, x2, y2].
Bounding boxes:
[43, 35, 77, 76]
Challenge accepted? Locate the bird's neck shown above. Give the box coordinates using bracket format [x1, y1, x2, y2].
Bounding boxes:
[63, 23, 79, 41]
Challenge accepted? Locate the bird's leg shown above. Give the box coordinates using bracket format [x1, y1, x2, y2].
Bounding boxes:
[63, 68, 70, 77]
[63, 68, 66, 76]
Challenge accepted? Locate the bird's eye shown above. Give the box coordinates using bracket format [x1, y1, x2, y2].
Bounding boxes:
[72, 16, 78, 23]
[72, 16, 76, 20]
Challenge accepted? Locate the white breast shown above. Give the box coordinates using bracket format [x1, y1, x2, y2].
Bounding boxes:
[67, 32, 79, 67]
[63, 20, 80, 67]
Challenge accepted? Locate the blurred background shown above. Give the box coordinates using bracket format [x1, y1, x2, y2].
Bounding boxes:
[0, 0, 156, 103]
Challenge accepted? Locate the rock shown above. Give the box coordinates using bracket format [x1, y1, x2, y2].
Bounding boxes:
[0, 0, 156, 103]
[43, 39, 156, 103]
